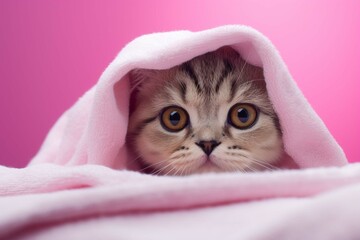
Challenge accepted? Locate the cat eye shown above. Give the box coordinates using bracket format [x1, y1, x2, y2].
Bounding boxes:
[228, 103, 258, 129]
[160, 106, 189, 132]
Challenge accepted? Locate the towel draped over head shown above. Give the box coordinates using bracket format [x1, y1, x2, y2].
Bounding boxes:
[29, 25, 347, 169]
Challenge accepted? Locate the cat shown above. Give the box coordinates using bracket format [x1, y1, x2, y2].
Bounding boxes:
[126, 46, 284, 176]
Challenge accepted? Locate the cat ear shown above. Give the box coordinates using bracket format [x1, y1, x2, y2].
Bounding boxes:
[217, 46, 241, 59]
[129, 69, 157, 93]
[129, 69, 152, 114]
[129, 69, 147, 93]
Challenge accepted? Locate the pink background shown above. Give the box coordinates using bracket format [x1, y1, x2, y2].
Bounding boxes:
[0, 1, 359, 168]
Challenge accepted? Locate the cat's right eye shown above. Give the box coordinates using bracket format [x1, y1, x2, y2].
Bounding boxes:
[160, 106, 189, 132]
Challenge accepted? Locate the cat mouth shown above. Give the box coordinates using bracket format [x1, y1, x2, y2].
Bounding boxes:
[197, 156, 221, 172]
[203, 159, 216, 167]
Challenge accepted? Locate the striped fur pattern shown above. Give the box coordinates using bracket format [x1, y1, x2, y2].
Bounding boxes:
[127, 47, 283, 175]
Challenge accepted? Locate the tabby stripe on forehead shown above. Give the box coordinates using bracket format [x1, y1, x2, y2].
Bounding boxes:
[178, 81, 187, 102]
[181, 63, 201, 93]
[215, 59, 234, 93]
[229, 78, 239, 102]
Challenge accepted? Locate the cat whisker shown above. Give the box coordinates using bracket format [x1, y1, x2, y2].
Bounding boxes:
[164, 166, 177, 176]
[139, 158, 170, 172]
[179, 164, 188, 176]
[223, 160, 238, 172]
[245, 164, 258, 173]
[244, 157, 273, 171]
[152, 161, 177, 175]
[231, 162, 246, 173]
[245, 156, 279, 171]
[217, 158, 245, 173]
[150, 161, 170, 175]
[251, 160, 277, 171]
[176, 161, 196, 176]
[171, 167, 180, 176]
[141, 153, 190, 173]
[233, 152, 279, 170]
[228, 163, 245, 173]
[222, 153, 277, 172]
[182, 166, 192, 176]
[251, 157, 280, 170]
[173, 165, 186, 176]
[152, 166, 168, 176]
[151, 157, 190, 176]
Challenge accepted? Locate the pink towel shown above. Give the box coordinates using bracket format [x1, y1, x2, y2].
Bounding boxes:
[1, 25, 358, 240]
[29, 25, 347, 169]
[1, 163, 360, 239]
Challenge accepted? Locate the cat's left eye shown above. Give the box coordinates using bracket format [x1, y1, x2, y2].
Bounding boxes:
[160, 106, 189, 132]
[228, 103, 258, 129]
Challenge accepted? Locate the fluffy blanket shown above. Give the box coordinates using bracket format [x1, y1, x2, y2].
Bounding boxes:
[1, 25, 358, 240]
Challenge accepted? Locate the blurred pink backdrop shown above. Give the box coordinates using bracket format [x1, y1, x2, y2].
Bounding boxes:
[0, 0, 359, 168]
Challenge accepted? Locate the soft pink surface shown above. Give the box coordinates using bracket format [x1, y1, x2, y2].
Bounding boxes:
[1, 164, 360, 239]
[0, 1, 359, 167]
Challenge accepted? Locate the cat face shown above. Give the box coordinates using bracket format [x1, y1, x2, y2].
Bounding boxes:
[127, 47, 283, 175]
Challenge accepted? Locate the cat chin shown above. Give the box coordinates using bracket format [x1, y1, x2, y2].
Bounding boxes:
[193, 162, 223, 174]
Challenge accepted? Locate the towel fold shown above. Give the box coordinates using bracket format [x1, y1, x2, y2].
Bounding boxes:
[1, 163, 360, 239]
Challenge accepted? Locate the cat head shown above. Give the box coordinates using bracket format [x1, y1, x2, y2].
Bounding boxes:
[127, 47, 283, 175]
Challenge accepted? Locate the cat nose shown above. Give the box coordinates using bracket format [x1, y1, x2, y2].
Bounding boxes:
[195, 140, 221, 156]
